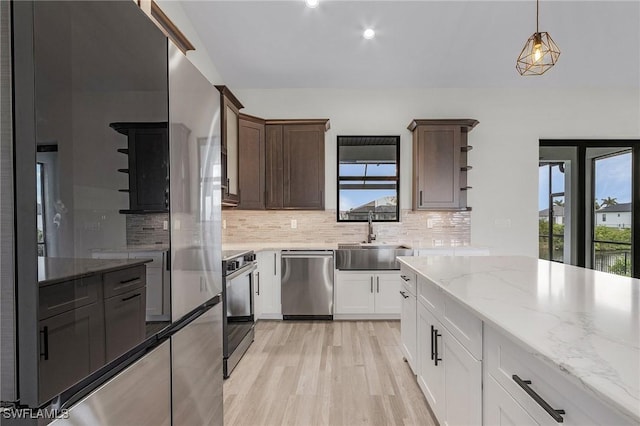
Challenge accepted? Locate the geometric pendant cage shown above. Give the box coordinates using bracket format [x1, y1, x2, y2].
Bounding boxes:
[516, 31, 561, 75]
[516, 0, 560, 76]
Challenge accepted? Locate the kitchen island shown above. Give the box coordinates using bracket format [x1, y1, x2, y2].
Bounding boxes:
[397, 255, 639, 425]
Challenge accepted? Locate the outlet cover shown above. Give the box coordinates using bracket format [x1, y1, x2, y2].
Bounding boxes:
[291, 219, 297, 229]
[427, 219, 434, 229]
[223, 219, 227, 229]
[163, 220, 169, 230]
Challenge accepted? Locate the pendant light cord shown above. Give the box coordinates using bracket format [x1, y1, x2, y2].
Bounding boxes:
[536, 0, 539, 33]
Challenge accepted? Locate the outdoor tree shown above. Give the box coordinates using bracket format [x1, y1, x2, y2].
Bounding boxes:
[600, 196, 618, 208]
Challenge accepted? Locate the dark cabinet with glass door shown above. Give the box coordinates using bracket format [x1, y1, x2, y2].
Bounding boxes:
[215, 86, 243, 207]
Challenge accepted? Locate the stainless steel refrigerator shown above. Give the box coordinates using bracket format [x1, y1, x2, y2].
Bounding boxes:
[2, 2, 223, 424]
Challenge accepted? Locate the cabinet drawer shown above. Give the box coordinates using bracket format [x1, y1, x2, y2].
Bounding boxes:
[39, 275, 100, 320]
[442, 294, 482, 360]
[485, 326, 634, 426]
[417, 276, 443, 316]
[104, 287, 147, 362]
[399, 266, 417, 296]
[104, 266, 146, 298]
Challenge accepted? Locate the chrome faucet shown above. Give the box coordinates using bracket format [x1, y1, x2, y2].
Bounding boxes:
[367, 211, 376, 243]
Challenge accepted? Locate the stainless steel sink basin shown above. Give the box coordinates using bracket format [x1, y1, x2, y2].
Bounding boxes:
[335, 243, 413, 270]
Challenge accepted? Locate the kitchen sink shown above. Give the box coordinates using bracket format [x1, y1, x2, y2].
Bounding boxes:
[335, 243, 413, 270]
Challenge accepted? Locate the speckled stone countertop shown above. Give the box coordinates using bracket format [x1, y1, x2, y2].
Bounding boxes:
[397, 255, 640, 423]
[38, 257, 150, 286]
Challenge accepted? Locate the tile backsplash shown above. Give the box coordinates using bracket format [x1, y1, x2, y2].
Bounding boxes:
[222, 209, 470, 246]
[126, 213, 170, 246]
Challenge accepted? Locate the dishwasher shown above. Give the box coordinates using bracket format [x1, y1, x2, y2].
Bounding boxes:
[281, 250, 334, 320]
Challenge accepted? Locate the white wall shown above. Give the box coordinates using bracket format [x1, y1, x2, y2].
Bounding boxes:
[233, 88, 639, 256]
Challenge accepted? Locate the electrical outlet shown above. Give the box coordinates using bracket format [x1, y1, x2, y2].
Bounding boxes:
[163, 220, 169, 230]
[223, 219, 227, 229]
[291, 219, 297, 229]
[427, 219, 434, 229]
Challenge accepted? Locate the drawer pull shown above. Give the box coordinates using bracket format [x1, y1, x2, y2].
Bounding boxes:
[122, 293, 141, 302]
[512, 375, 565, 423]
[370, 276, 374, 293]
[434, 328, 442, 366]
[119, 277, 141, 285]
[400, 275, 410, 282]
[430, 325, 435, 360]
[399, 290, 409, 299]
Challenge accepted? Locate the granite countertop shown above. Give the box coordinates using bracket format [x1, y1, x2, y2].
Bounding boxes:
[38, 257, 151, 286]
[397, 255, 640, 423]
[90, 244, 169, 253]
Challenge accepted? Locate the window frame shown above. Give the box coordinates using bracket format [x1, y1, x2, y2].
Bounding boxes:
[336, 135, 400, 223]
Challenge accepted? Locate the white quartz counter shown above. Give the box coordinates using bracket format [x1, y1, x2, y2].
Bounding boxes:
[397, 255, 640, 423]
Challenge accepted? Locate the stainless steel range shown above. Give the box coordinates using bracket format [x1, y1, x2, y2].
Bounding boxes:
[222, 250, 256, 378]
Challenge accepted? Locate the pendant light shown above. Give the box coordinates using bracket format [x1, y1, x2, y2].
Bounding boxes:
[516, 0, 560, 76]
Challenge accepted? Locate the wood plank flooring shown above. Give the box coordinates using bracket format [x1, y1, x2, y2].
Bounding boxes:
[224, 321, 435, 426]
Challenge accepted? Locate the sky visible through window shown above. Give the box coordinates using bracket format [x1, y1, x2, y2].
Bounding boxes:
[538, 152, 632, 210]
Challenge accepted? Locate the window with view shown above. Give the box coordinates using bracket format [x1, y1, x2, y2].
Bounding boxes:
[337, 136, 399, 222]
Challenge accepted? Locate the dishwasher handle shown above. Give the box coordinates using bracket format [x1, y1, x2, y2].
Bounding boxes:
[281, 251, 334, 258]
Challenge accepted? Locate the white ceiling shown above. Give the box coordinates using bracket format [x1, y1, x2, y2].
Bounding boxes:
[181, 1, 639, 89]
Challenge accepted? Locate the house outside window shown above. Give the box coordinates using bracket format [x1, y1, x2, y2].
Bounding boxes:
[337, 136, 399, 222]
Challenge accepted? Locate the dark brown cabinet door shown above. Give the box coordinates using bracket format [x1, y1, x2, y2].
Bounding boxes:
[216, 86, 243, 207]
[104, 287, 146, 363]
[283, 124, 325, 209]
[129, 128, 169, 212]
[265, 125, 284, 209]
[415, 126, 461, 209]
[38, 302, 105, 403]
[410, 119, 478, 210]
[238, 116, 265, 209]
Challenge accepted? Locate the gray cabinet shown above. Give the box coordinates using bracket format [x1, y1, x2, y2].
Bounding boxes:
[104, 265, 147, 362]
[39, 275, 105, 403]
[408, 119, 478, 210]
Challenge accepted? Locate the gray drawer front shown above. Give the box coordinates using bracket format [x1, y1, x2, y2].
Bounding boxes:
[39, 275, 100, 320]
[104, 266, 146, 298]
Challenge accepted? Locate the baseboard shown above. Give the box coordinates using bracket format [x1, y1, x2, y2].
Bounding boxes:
[333, 314, 400, 320]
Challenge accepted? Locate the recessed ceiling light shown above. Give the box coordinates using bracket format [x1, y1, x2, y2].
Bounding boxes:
[363, 28, 375, 40]
[306, 0, 319, 8]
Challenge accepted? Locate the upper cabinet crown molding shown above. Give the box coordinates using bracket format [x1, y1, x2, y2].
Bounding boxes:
[215, 85, 244, 110]
[264, 119, 330, 132]
[138, 1, 195, 54]
[407, 119, 479, 132]
[239, 113, 266, 125]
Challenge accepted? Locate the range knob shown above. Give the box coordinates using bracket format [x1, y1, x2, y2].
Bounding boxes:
[244, 253, 255, 262]
[227, 260, 239, 272]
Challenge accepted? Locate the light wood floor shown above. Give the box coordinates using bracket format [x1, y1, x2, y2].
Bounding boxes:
[223, 320, 436, 426]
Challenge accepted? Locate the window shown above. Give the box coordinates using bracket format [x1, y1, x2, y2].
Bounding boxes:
[337, 136, 399, 222]
[538, 162, 565, 262]
[602, 214, 606, 222]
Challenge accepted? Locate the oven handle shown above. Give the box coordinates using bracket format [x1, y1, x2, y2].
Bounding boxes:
[226, 263, 257, 281]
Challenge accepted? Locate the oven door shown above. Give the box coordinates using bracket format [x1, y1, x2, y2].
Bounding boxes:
[224, 263, 256, 358]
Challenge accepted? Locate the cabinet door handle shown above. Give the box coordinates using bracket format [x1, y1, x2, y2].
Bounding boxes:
[430, 325, 435, 361]
[119, 277, 141, 285]
[376, 276, 379, 293]
[434, 328, 442, 366]
[40, 326, 49, 361]
[399, 290, 409, 299]
[512, 375, 566, 423]
[370, 276, 373, 293]
[419, 190, 423, 206]
[273, 253, 277, 275]
[226, 178, 230, 195]
[256, 271, 260, 295]
[400, 275, 410, 282]
[122, 293, 141, 302]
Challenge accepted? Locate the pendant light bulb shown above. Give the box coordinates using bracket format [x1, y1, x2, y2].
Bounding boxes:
[533, 34, 543, 62]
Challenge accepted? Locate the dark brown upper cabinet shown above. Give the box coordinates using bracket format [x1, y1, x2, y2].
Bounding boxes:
[215, 86, 244, 207]
[110, 122, 169, 214]
[238, 114, 266, 210]
[265, 120, 329, 210]
[408, 119, 479, 210]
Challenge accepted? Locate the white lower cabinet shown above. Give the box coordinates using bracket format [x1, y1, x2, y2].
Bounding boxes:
[485, 374, 539, 426]
[400, 283, 417, 373]
[255, 250, 281, 319]
[335, 271, 400, 318]
[416, 278, 482, 426]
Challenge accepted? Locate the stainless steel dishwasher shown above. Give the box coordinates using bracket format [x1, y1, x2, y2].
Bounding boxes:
[281, 250, 334, 320]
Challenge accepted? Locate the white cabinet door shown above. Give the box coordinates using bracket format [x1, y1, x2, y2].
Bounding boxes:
[374, 272, 400, 314]
[442, 326, 482, 426]
[485, 374, 539, 426]
[335, 272, 375, 314]
[400, 283, 417, 374]
[417, 303, 445, 421]
[256, 250, 281, 317]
